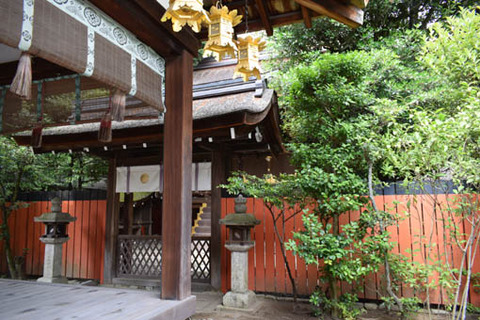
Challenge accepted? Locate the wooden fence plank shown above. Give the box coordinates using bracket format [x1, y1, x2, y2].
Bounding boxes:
[253, 198, 266, 292]
[294, 209, 308, 296]
[97, 200, 107, 283]
[396, 194, 415, 299]
[274, 205, 287, 294]
[80, 197, 90, 279]
[247, 197, 255, 291]
[263, 200, 276, 293]
[86, 195, 96, 279]
[284, 205, 296, 295]
[65, 200, 76, 278]
[25, 200, 35, 275]
[74, 200, 84, 278]
[339, 210, 350, 297]
[2, 192, 478, 308]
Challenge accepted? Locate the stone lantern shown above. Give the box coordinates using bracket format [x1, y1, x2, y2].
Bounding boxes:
[34, 197, 76, 283]
[219, 194, 260, 308]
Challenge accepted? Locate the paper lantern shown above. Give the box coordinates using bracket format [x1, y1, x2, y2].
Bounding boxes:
[203, 5, 242, 61]
[161, 0, 210, 33]
[233, 35, 266, 81]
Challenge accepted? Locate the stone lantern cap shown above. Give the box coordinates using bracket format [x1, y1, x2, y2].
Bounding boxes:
[34, 198, 77, 223]
[219, 194, 260, 227]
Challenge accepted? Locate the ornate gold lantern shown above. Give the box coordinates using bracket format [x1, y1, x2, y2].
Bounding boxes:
[233, 35, 266, 81]
[203, 4, 242, 61]
[161, 0, 210, 33]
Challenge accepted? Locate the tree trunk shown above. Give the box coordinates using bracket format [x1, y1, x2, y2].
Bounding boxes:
[330, 214, 340, 318]
[367, 162, 403, 312]
[268, 205, 298, 302]
[2, 206, 18, 279]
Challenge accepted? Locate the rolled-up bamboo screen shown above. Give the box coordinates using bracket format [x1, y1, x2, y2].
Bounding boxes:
[0, 0, 165, 115]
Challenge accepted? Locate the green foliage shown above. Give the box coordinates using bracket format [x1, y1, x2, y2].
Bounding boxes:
[421, 8, 480, 87]
[287, 212, 371, 280]
[0, 136, 108, 195]
[221, 171, 303, 208]
[267, 0, 478, 70]
[310, 290, 364, 320]
[0, 136, 107, 278]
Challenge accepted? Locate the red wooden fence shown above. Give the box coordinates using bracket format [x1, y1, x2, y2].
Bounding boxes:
[220, 194, 480, 307]
[0, 193, 106, 283]
[1, 191, 478, 307]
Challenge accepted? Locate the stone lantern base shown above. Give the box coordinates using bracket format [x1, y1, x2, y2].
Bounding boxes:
[37, 237, 69, 284]
[223, 290, 256, 309]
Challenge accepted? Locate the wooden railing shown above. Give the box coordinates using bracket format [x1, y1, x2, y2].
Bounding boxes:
[116, 235, 211, 281]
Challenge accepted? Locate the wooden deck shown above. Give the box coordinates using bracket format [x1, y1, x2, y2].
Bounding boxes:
[0, 279, 195, 320]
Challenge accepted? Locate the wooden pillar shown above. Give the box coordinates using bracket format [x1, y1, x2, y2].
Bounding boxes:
[103, 156, 120, 284]
[210, 151, 225, 290]
[161, 50, 193, 300]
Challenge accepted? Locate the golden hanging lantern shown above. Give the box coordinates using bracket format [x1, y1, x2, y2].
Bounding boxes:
[264, 156, 277, 184]
[161, 0, 210, 33]
[233, 35, 266, 81]
[203, 4, 242, 61]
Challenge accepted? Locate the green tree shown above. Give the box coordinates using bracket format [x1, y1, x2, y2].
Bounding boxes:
[377, 9, 480, 319]
[267, 0, 478, 71]
[0, 136, 107, 278]
[270, 8, 480, 315]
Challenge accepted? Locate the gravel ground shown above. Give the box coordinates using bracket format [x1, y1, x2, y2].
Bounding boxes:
[192, 292, 479, 320]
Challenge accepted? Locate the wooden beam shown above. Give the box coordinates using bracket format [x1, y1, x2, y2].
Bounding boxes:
[0, 58, 74, 86]
[210, 151, 225, 290]
[132, 0, 201, 57]
[301, 5, 312, 28]
[350, 0, 369, 9]
[89, 0, 199, 59]
[234, 11, 304, 34]
[103, 156, 120, 284]
[294, 0, 364, 28]
[161, 50, 193, 300]
[255, 0, 273, 36]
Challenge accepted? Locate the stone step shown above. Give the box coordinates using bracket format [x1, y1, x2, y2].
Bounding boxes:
[197, 218, 211, 225]
[193, 232, 211, 238]
[200, 212, 211, 219]
[196, 225, 211, 231]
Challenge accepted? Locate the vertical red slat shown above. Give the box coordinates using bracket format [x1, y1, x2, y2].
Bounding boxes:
[263, 200, 276, 293]
[338, 210, 350, 296]
[25, 201, 35, 275]
[396, 194, 414, 299]
[284, 205, 296, 295]
[294, 208, 308, 296]
[253, 198, 266, 293]
[410, 194, 425, 302]
[433, 193, 448, 305]
[65, 200, 75, 278]
[73, 200, 83, 278]
[274, 205, 286, 294]
[247, 197, 255, 291]
[469, 194, 480, 307]
[80, 199, 89, 279]
[61, 200, 69, 278]
[421, 194, 442, 304]
[87, 197, 97, 279]
[97, 200, 107, 283]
